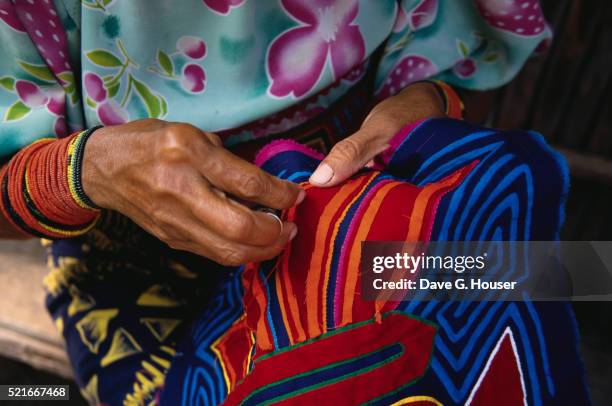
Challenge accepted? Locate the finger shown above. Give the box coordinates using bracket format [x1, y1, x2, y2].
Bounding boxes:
[168, 210, 297, 266]
[199, 146, 305, 209]
[194, 184, 295, 246]
[128, 185, 297, 263]
[201, 131, 223, 147]
[196, 222, 296, 266]
[309, 130, 388, 187]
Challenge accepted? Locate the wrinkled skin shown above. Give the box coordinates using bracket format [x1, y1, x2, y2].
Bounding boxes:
[0, 82, 444, 265]
[310, 81, 445, 186]
[81, 119, 304, 266]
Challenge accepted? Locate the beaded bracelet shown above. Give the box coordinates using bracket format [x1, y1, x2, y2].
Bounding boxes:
[0, 127, 102, 238]
[427, 80, 464, 119]
[68, 127, 101, 210]
[373, 80, 464, 168]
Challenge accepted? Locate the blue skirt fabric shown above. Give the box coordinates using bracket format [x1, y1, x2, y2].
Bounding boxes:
[45, 118, 589, 405]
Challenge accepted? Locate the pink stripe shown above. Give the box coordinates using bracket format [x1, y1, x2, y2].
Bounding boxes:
[254, 139, 325, 168]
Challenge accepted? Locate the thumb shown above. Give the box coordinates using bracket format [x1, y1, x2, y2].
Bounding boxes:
[309, 132, 386, 187]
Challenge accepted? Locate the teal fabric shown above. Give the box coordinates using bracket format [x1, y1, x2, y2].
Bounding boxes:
[0, 0, 552, 158]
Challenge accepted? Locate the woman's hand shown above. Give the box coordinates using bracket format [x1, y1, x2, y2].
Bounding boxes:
[309, 82, 446, 186]
[82, 119, 304, 266]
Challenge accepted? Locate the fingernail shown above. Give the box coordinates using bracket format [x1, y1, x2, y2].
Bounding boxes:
[310, 163, 333, 185]
[296, 189, 306, 205]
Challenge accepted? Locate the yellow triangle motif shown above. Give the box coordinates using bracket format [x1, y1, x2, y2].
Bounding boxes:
[80, 374, 99, 405]
[75, 309, 118, 354]
[169, 260, 198, 279]
[67, 287, 96, 316]
[100, 328, 142, 367]
[141, 318, 181, 342]
[136, 284, 181, 307]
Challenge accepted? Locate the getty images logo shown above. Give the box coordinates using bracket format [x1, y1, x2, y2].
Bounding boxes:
[372, 252, 488, 274]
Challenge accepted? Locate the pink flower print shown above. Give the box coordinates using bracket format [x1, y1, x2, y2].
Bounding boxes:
[83, 72, 107, 103]
[0, 0, 25, 32]
[13, 0, 72, 76]
[342, 62, 367, 83]
[452, 39, 477, 79]
[476, 0, 547, 36]
[181, 64, 206, 93]
[203, 0, 246, 15]
[407, 0, 438, 31]
[392, 5, 409, 33]
[267, 0, 365, 98]
[82, 71, 130, 125]
[377, 55, 438, 100]
[453, 58, 477, 78]
[97, 99, 129, 126]
[54, 116, 67, 136]
[177, 36, 207, 60]
[45, 87, 65, 116]
[15, 80, 49, 108]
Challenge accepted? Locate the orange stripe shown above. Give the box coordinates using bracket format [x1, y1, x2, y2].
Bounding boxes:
[406, 168, 466, 241]
[341, 181, 399, 326]
[434, 80, 464, 119]
[321, 172, 378, 332]
[305, 176, 369, 337]
[374, 167, 469, 313]
[249, 263, 273, 350]
[276, 205, 306, 345]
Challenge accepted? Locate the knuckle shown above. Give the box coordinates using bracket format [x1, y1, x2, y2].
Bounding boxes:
[218, 246, 246, 266]
[201, 150, 223, 174]
[237, 173, 265, 199]
[150, 205, 170, 227]
[204, 131, 222, 147]
[157, 124, 197, 162]
[333, 139, 362, 162]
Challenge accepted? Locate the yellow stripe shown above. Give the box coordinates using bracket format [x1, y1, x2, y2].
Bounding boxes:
[67, 131, 98, 210]
[391, 395, 443, 406]
[151, 354, 171, 369]
[141, 361, 165, 383]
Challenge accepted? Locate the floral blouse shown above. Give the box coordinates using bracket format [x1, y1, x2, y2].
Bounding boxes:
[0, 0, 551, 157]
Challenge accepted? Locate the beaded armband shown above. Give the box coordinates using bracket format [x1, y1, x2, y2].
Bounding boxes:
[0, 127, 102, 238]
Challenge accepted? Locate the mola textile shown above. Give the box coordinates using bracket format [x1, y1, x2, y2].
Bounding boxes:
[159, 118, 589, 405]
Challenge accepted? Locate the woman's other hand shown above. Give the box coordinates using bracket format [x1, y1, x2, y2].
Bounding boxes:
[82, 119, 304, 266]
[309, 82, 446, 186]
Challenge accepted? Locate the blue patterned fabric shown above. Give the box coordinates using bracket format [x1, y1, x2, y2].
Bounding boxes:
[158, 118, 589, 405]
